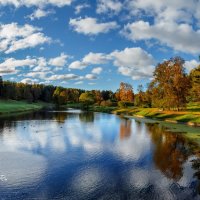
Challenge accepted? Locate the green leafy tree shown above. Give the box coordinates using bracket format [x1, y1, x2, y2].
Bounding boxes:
[189, 65, 200, 102]
[0, 76, 3, 98]
[79, 92, 95, 109]
[53, 87, 63, 105]
[31, 84, 42, 102]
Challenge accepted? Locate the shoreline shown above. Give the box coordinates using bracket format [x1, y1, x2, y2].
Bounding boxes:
[124, 114, 200, 127]
[65, 103, 200, 127]
[0, 101, 200, 143]
[121, 114, 200, 144]
[113, 106, 200, 127]
[0, 100, 54, 117]
[1, 100, 200, 128]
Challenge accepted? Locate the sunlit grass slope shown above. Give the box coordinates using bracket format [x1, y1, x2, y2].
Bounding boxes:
[0, 100, 50, 115]
[114, 102, 200, 124]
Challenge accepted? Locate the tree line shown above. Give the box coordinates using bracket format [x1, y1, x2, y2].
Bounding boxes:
[135, 57, 200, 110]
[0, 77, 118, 106]
[0, 57, 199, 110]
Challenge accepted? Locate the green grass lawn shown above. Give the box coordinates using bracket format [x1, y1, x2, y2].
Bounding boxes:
[114, 102, 200, 124]
[0, 100, 52, 115]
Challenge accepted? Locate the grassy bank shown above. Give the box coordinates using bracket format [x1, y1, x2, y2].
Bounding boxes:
[1, 100, 200, 142]
[66, 102, 200, 142]
[114, 102, 200, 126]
[66, 102, 200, 124]
[0, 100, 53, 116]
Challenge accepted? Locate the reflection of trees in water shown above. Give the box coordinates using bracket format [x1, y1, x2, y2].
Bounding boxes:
[0, 119, 18, 135]
[119, 118, 132, 140]
[53, 112, 69, 123]
[135, 120, 143, 134]
[79, 112, 94, 123]
[0, 120, 6, 133]
[192, 158, 200, 194]
[147, 123, 197, 181]
[0, 111, 54, 121]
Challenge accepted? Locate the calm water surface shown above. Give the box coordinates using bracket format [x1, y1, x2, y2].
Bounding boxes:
[0, 110, 200, 200]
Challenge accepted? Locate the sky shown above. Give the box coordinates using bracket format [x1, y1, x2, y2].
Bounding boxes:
[0, 0, 199, 91]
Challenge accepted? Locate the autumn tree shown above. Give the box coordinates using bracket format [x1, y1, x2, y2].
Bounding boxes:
[119, 82, 134, 102]
[115, 89, 121, 101]
[59, 90, 68, 105]
[92, 90, 102, 105]
[70, 89, 80, 103]
[150, 57, 190, 110]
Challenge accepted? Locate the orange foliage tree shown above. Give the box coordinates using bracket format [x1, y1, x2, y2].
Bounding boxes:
[119, 82, 134, 102]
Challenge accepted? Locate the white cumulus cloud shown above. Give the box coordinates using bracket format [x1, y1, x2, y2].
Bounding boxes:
[0, 23, 51, 54]
[49, 53, 68, 67]
[48, 74, 79, 81]
[92, 67, 102, 75]
[97, 0, 123, 15]
[0, 53, 69, 76]
[21, 78, 39, 84]
[69, 17, 119, 35]
[69, 61, 88, 70]
[69, 52, 108, 70]
[83, 52, 108, 64]
[110, 47, 155, 80]
[122, 21, 200, 54]
[85, 74, 97, 80]
[75, 3, 90, 14]
[69, 47, 156, 80]
[184, 60, 199, 72]
[27, 9, 54, 20]
[0, 0, 73, 8]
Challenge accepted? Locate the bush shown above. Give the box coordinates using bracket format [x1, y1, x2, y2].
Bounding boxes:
[118, 101, 134, 108]
[124, 101, 134, 107]
[111, 102, 118, 107]
[118, 101, 127, 108]
[100, 100, 113, 107]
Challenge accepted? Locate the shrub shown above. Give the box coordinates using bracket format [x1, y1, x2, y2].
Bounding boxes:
[118, 101, 134, 108]
[118, 101, 127, 108]
[100, 100, 113, 107]
[124, 101, 134, 107]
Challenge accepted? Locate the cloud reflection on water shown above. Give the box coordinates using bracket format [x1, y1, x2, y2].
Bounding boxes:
[0, 111, 199, 199]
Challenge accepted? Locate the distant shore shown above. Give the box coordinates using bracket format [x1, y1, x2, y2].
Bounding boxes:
[1, 100, 200, 127]
[66, 102, 200, 126]
[0, 100, 53, 117]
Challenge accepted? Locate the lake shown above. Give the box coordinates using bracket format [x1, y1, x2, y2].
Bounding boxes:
[0, 110, 200, 200]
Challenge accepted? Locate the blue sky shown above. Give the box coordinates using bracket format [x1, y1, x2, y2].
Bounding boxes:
[0, 0, 199, 91]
